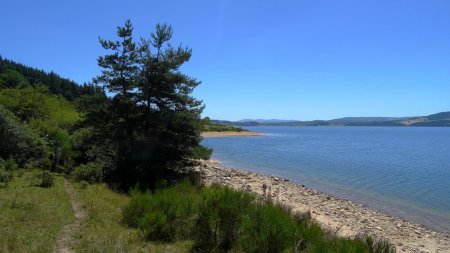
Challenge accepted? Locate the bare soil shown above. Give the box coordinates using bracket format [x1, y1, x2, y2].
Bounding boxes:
[53, 180, 86, 253]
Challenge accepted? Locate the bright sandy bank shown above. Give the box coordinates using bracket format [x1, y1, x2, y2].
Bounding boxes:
[195, 160, 450, 253]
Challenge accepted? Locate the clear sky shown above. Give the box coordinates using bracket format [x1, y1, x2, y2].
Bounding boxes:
[1, 0, 449, 121]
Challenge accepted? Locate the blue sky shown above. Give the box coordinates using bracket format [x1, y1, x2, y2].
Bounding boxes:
[1, 0, 450, 121]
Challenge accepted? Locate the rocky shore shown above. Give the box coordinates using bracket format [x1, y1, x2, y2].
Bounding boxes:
[196, 160, 450, 253]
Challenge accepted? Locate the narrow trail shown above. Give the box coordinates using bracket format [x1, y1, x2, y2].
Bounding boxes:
[53, 179, 87, 253]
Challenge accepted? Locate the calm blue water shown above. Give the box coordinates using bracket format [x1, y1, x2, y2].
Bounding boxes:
[202, 126, 450, 233]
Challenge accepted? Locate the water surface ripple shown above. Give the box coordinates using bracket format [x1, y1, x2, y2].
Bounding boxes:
[202, 126, 450, 233]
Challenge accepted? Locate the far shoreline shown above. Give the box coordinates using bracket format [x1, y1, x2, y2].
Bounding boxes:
[201, 131, 268, 138]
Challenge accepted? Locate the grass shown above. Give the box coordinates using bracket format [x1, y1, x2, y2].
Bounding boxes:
[0, 171, 74, 253]
[72, 183, 193, 253]
[0, 171, 395, 253]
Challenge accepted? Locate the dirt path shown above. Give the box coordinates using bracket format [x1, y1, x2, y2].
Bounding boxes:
[53, 180, 86, 253]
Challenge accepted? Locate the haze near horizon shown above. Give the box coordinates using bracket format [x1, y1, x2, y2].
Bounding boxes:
[1, 0, 449, 121]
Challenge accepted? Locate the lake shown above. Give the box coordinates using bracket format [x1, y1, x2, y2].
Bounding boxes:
[201, 126, 450, 233]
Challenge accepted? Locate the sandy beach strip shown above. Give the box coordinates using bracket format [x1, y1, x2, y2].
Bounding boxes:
[196, 160, 450, 253]
[201, 131, 267, 137]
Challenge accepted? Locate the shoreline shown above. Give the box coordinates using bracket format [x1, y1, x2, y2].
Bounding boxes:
[196, 160, 450, 253]
[201, 131, 267, 137]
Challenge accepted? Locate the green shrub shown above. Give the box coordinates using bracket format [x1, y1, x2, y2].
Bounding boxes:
[16, 168, 25, 177]
[191, 145, 212, 160]
[4, 158, 18, 171]
[0, 168, 12, 187]
[122, 190, 153, 227]
[123, 181, 201, 242]
[291, 212, 326, 251]
[0, 106, 46, 166]
[193, 187, 254, 252]
[121, 183, 395, 253]
[238, 203, 296, 253]
[78, 180, 89, 189]
[29, 170, 54, 188]
[72, 162, 103, 183]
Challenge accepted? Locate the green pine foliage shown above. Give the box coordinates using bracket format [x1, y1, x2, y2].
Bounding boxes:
[91, 20, 207, 189]
[0, 69, 29, 88]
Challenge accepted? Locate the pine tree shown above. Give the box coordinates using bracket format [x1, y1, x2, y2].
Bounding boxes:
[94, 20, 206, 188]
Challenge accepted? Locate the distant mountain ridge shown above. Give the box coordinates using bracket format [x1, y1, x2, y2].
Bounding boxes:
[328, 117, 406, 124]
[212, 111, 450, 127]
[238, 119, 300, 123]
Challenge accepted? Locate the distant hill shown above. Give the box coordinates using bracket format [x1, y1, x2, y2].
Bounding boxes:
[426, 112, 450, 121]
[0, 56, 101, 100]
[213, 111, 450, 127]
[328, 117, 404, 124]
[238, 119, 300, 124]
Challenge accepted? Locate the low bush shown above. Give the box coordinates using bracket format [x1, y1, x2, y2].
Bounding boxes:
[4, 158, 18, 171]
[191, 145, 212, 160]
[123, 181, 202, 242]
[0, 168, 12, 187]
[29, 170, 54, 188]
[72, 162, 103, 183]
[122, 183, 396, 253]
[193, 187, 254, 252]
[238, 202, 296, 253]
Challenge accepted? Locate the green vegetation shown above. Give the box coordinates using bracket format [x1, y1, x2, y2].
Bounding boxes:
[0, 56, 99, 100]
[86, 20, 209, 189]
[200, 117, 247, 132]
[73, 183, 193, 253]
[0, 169, 12, 187]
[0, 20, 210, 190]
[123, 181, 202, 242]
[123, 183, 395, 253]
[71, 162, 103, 183]
[0, 172, 73, 253]
[28, 170, 55, 188]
